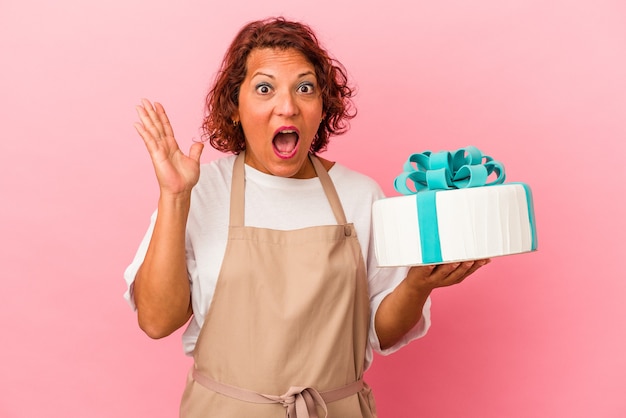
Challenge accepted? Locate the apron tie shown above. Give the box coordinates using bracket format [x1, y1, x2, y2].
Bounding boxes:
[261, 386, 327, 418]
[192, 369, 364, 418]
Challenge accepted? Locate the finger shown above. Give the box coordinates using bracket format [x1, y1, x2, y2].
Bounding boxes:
[433, 261, 475, 285]
[140, 98, 166, 139]
[431, 262, 463, 279]
[453, 262, 476, 284]
[136, 103, 165, 143]
[154, 102, 176, 139]
[134, 121, 160, 155]
[457, 259, 490, 282]
[468, 258, 489, 274]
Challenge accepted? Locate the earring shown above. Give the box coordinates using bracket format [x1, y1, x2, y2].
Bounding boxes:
[232, 120, 240, 127]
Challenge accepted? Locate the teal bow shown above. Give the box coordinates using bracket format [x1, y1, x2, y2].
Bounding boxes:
[394, 146, 506, 195]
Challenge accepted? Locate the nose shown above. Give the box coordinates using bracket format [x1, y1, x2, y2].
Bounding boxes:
[274, 90, 299, 117]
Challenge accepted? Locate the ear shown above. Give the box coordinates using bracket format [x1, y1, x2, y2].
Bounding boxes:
[231, 110, 240, 124]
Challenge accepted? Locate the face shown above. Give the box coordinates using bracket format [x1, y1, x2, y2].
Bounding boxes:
[234, 48, 324, 179]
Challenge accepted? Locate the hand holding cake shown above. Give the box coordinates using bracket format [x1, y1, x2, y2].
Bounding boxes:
[407, 258, 491, 290]
[373, 146, 536, 350]
[375, 258, 490, 350]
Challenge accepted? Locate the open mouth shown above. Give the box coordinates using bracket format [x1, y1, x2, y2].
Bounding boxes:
[272, 128, 300, 159]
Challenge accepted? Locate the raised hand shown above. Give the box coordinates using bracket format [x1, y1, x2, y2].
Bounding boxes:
[134, 99, 204, 197]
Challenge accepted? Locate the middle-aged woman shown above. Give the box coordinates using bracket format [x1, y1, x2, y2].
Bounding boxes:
[124, 17, 488, 418]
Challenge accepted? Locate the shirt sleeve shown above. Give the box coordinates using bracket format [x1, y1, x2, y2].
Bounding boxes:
[122, 210, 158, 311]
[365, 253, 432, 363]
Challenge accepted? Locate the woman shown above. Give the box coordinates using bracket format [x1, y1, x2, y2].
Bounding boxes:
[124, 17, 488, 417]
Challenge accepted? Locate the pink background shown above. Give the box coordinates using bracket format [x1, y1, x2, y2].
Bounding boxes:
[2, 0, 625, 416]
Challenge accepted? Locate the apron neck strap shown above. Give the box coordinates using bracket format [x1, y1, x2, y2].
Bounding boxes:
[229, 152, 348, 227]
[310, 154, 348, 226]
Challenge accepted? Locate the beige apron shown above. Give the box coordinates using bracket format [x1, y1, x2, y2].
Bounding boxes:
[180, 153, 377, 418]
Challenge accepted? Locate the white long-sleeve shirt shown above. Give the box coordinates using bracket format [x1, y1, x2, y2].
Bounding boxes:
[124, 155, 431, 370]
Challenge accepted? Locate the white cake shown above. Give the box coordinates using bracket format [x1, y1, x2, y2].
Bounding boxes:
[372, 182, 537, 267]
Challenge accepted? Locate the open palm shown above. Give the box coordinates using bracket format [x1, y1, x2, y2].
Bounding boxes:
[134, 99, 204, 196]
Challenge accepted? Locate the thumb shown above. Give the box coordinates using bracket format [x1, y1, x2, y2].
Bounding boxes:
[188, 142, 205, 162]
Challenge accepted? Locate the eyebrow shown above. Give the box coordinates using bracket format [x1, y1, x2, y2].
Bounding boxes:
[251, 70, 316, 80]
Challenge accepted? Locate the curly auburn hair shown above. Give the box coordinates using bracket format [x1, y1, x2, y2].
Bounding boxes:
[202, 17, 356, 154]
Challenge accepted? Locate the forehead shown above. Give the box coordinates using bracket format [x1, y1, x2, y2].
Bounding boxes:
[245, 48, 315, 77]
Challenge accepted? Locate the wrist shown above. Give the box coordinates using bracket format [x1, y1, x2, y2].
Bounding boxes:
[159, 189, 192, 203]
[157, 192, 192, 215]
[398, 274, 432, 306]
[405, 266, 436, 295]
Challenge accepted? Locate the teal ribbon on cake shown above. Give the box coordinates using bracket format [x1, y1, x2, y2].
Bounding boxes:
[393, 146, 506, 264]
[394, 146, 505, 194]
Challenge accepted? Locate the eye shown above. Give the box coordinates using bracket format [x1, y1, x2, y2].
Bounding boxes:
[255, 83, 273, 95]
[297, 82, 315, 94]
